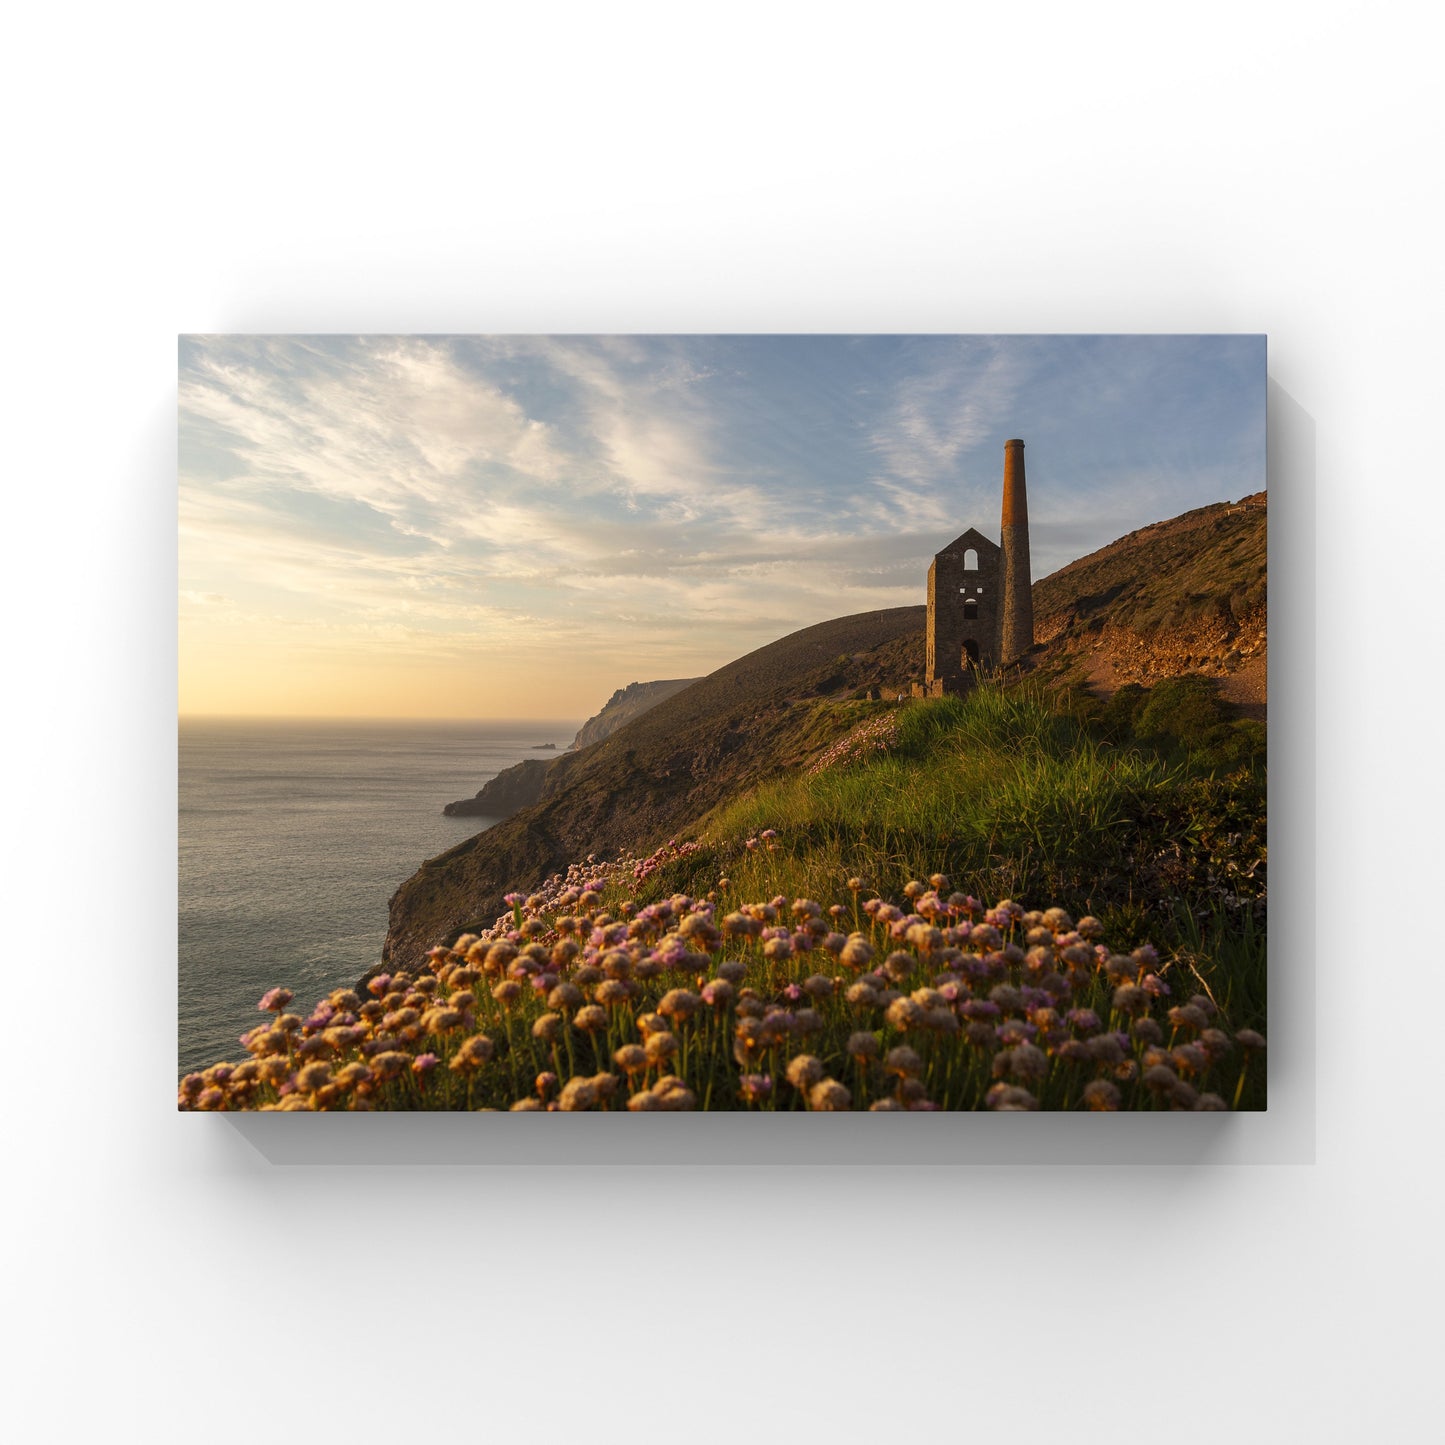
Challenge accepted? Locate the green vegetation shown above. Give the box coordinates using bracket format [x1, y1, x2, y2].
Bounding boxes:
[633, 681, 1265, 1033]
[1071, 674, 1267, 769]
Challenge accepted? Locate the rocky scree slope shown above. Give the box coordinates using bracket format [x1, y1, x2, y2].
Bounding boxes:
[1028, 493, 1266, 714]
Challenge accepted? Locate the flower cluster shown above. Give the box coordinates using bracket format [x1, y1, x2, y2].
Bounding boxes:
[475, 839, 706, 944]
[630, 837, 703, 886]
[180, 844, 1265, 1113]
[806, 712, 901, 776]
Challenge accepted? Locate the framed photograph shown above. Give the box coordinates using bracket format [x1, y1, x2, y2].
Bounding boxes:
[179, 335, 1266, 1113]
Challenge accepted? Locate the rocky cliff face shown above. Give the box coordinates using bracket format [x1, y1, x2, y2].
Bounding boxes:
[568, 678, 701, 751]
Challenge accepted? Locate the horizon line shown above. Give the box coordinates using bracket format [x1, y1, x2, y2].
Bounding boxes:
[177, 713, 588, 724]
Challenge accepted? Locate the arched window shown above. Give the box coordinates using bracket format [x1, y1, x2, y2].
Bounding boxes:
[963, 548, 979, 571]
[963, 598, 978, 619]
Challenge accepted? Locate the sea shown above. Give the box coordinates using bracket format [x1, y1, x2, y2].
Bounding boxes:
[178, 717, 580, 1076]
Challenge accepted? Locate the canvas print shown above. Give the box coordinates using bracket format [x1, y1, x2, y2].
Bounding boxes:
[179, 335, 1266, 1113]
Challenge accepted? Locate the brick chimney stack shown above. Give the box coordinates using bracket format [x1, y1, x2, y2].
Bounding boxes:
[1000, 439, 1034, 662]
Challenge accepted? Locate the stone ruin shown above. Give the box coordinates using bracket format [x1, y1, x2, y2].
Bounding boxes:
[913, 438, 1035, 698]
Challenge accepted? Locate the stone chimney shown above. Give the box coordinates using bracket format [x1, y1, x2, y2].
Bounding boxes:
[1000, 439, 1034, 662]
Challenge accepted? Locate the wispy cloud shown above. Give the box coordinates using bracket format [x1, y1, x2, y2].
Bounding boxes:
[869, 338, 1033, 483]
[178, 334, 1264, 715]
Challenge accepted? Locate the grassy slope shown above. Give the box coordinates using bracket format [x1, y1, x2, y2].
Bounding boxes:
[627, 686, 1267, 1032]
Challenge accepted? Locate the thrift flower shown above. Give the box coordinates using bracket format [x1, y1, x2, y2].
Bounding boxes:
[847, 1032, 880, 1061]
[809, 1079, 852, 1111]
[985, 1084, 1038, 1111]
[1082, 1080, 1121, 1111]
[644, 1031, 678, 1066]
[883, 1046, 922, 1078]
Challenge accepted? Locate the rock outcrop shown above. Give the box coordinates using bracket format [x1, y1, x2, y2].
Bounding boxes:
[442, 758, 554, 818]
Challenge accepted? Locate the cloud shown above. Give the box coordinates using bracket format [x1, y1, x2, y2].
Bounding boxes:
[181, 338, 573, 535]
[513, 336, 780, 526]
[868, 338, 1034, 486]
[178, 335, 1265, 714]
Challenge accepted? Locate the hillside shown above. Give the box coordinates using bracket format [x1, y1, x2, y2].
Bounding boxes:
[384, 608, 925, 966]
[1028, 493, 1266, 713]
[382, 492, 1266, 972]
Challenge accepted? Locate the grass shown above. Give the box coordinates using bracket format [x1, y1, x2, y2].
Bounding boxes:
[641, 683, 1265, 1031]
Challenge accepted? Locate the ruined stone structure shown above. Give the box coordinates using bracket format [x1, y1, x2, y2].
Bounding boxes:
[919, 439, 1035, 696]
[925, 526, 1001, 694]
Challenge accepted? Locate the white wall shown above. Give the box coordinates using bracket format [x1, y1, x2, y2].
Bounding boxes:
[7, 3, 1438, 1440]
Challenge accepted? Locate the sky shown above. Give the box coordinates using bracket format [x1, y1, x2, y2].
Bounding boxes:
[179, 334, 1265, 719]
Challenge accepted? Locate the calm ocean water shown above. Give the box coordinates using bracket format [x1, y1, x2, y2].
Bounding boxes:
[178, 717, 579, 1075]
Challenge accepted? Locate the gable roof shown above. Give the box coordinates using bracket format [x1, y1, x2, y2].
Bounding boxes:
[934, 526, 1000, 560]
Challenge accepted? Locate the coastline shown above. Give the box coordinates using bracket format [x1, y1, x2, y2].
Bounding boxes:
[178, 717, 579, 1074]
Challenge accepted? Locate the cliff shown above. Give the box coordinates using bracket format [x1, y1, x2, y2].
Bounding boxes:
[442, 758, 554, 818]
[441, 676, 705, 819]
[569, 678, 701, 751]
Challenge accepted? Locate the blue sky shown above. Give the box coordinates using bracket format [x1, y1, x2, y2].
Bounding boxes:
[178, 334, 1265, 717]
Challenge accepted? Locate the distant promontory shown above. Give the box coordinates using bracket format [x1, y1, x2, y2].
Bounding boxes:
[441, 677, 702, 818]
